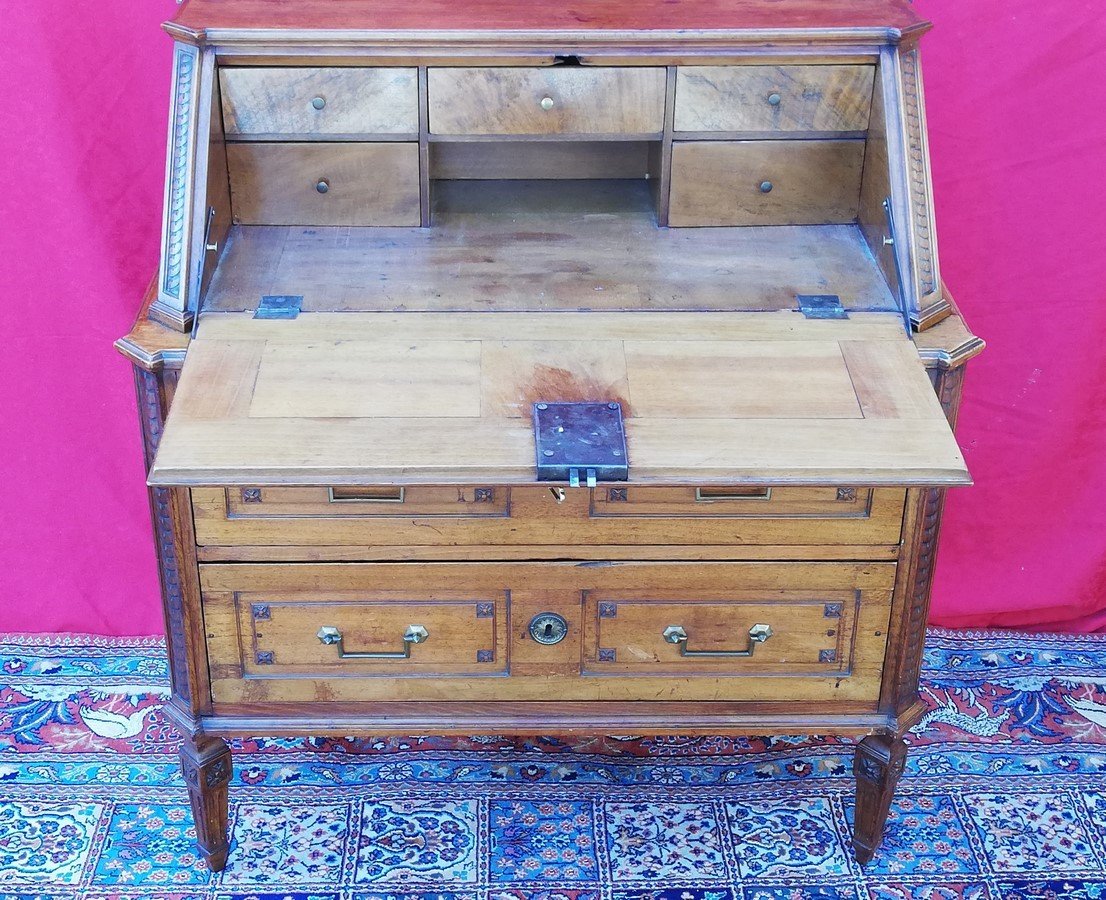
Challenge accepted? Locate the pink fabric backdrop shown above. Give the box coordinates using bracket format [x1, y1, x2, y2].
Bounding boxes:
[1, 0, 1104, 635]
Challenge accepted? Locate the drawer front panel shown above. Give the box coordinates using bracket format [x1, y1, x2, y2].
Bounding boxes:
[227, 142, 421, 226]
[220, 67, 419, 136]
[583, 594, 853, 676]
[192, 486, 906, 547]
[236, 593, 506, 677]
[674, 65, 875, 133]
[668, 140, 864, 227]
[427, 67, 666, 135]
[225, 485, 508, 518]
[590, 485, 878, 518]
[202, 561, 894, 705]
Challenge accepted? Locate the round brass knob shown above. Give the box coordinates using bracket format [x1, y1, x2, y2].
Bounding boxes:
[759, 181, 774, 193]
[311, 96, 326, 110]
[540, 96, 555, 111]
[767, 92, 782, 106]
[316, 179, 330, 194]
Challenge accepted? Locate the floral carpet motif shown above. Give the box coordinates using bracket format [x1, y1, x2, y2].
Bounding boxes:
[1, 629, 1106, 899]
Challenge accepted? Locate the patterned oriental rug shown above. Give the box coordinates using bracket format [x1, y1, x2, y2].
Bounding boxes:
[1, 630, 1105, 900]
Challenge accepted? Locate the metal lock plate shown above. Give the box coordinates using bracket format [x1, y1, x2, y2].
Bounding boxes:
[528, 612, 569, 645]
[533, 401, 629, 486]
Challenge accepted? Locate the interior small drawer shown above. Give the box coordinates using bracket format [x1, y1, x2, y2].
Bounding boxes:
[674, 65, 875, 133]
[201, 561, 894, 705]
[668, 139, 865, 227]
[226, 142, 421, 226]
[427, 67, 666, 135]
[220, 67, 419, 136]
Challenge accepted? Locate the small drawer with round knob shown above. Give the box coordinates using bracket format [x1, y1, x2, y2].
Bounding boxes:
[668, 139, 866, 227]
[220, 67, 418, 136]
[673, 65, 875, 133]
[226, 142, 421, 226]
[427, 66, 666, 135]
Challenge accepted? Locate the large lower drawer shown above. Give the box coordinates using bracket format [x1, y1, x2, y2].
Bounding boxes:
[191, 485, 906, 548]
[201, 561, 895, 705]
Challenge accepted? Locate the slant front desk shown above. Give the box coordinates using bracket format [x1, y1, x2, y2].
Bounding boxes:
[116, 0, 985, 872]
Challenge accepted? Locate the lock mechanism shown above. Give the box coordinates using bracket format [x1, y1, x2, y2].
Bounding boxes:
[533, 401, 628, 487]
[528, 612, 569, 645]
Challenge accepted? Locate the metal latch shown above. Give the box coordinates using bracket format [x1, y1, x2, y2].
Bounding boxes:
[533, 402, 628, 487]
[254, 295, 302, 319]
[797, 294, 847, 319]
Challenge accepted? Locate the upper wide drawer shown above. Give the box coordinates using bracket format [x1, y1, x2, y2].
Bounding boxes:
[674, 65, 875, 133]
[149, 311, 970, 487]
[220, 67, 419, 136]
[191, 485, 906, 547]
[427, 67, 666, 135]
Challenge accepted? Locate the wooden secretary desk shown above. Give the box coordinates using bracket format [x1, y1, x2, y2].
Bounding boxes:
[116, 0, 985, 873]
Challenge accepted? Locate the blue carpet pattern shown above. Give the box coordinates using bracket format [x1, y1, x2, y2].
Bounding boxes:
[1, 629, 1106, 899]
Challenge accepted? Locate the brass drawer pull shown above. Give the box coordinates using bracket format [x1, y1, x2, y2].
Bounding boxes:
[328, 486, 406, 503]
[695, 487, 772, 502]
[316, 624, 428, 659]
[662, 623, 773, 657]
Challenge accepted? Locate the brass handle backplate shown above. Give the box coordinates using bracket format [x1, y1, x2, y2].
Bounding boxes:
[316, 624, 428, 659]
[695, 487, 772, 502]
[328, 486, 405, 503]
[662, 623, 773, 657]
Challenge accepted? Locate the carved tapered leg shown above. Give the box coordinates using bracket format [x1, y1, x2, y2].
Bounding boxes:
[852, 734, 907, 865]
[180, 734, 232, 871]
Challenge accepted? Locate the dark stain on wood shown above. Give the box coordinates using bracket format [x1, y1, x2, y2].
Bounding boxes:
[519, 364, 632, 416]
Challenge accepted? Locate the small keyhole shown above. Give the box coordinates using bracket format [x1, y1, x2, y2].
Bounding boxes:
[543, 623, 553, 638]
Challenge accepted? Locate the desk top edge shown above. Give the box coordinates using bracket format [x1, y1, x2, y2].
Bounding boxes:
[167, 0, 930, 46]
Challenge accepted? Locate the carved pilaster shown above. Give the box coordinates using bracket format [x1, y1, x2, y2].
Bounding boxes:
[880, 487, 946, 721]
[928, 365, 966, 429]
[152, 43, 200, 331]
[133, 365, 209, 722]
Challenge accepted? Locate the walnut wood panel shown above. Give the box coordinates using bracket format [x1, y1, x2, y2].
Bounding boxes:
[191, 485, 906, 547]
[668, 140, 865, 227]
[233, 592, 506, 675]
[427, 67, 666, 135]
[220, 67, 418, 136]
[674, 65, 875, 133]
[226, 142, 420, 225]
[153, 312, 967, 487]
[200, 561, 894, 703]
